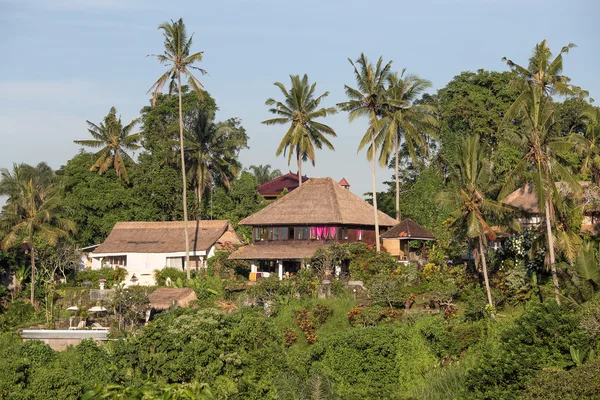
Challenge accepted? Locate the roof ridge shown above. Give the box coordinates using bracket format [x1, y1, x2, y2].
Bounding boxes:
[329, 178, 344, 223]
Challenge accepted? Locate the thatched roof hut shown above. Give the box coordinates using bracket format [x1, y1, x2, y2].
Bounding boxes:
[380, 218, 435, 240]
[240, 177, 398, 227]
[502, 181, 599, 214]
[93, 220, 242, 254]
[148, 288, 197, 310]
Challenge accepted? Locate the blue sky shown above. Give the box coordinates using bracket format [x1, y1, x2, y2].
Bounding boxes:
[0, 0, 598, 199]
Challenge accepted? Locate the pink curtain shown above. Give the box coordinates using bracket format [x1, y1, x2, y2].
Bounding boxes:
[329, 227, 336, 239]
[357, 229, 362, 240]
[317, 226, 324, 239]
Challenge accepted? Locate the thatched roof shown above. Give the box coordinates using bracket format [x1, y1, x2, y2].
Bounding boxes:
[93, 220, 241, 254]
[240, 177, 398, 227]
[229, 242, 330, 260]
[257, 172, 308, 197]
[148, 288, 197, 310]
[380, 218, 435, 240]
[502, 182, 598, 214]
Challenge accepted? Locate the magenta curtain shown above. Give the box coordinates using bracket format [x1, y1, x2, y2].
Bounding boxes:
[316, 226, 323, 239]
[329, 227, 336, 239]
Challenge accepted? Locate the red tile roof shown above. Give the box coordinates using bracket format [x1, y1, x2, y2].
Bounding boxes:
[257, 172, 309, 197]
[339, 178, 350, 187]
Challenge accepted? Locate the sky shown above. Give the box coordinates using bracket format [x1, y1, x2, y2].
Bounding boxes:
[0, 0, 598, 200]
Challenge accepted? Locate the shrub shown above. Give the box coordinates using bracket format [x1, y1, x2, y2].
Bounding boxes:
[74, 267, 125, 288]
[347, 306, 402, 328]
[294, 308, 317, 343]
[284, 328, 298, 347]
[311, 304, 332, 328]
[207, 247, 251, 278]
[153, 267, 187, 286]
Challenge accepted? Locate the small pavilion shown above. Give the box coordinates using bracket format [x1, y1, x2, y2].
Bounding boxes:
[381, 218, 435, 263]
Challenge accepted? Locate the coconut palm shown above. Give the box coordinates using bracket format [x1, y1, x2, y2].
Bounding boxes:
[439, 135, 517, 315]
[185, 111, 247, 216]
[0, 164, 74, 304]
[262, 74, 337, 186]
[377, 70, 439, 220]
[338, 54, 395, 252]
[572, 106, 600, 184]
[501, 42, 584, 304]
[502, 40, 588, 98]
[74, 107, 140, 183]
[149, 18, 207, 279]
[248, 164, 282, 185]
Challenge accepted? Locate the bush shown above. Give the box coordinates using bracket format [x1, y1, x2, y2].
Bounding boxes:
[0, 299, 39, 332]
[207, 247, 251, 278]
[74, 267, 126, 288]
[520, 357, 600, 400]
[153, 267, 187, 286]
[347, 306, 402, 328]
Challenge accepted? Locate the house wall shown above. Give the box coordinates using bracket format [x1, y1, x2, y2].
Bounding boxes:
[381, 239, 404, 257]
[91, 251, 208, 286]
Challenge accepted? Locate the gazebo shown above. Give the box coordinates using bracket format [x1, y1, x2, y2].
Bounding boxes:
[381, 218, 435, 263]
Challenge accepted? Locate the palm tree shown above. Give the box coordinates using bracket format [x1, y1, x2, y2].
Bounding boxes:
[572, 106, 600, 184]
[377, 70, 439, 220]
[74, 107, 140, 183]
[149, 18, 207, 279]
[185, 111, 247, 216]
[248, 164, 282, 185]
[262, 74, 337, 186]
[338, 54, 395, 252]
[502, 40, 588, 98]
[0, 164, 74, 304]
[439, 135, 517, 315]
[501, 41, 584, 304]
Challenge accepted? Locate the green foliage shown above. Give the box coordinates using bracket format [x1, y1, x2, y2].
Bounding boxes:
[464, 301, 589, 398]
[520, 357, 600, 400]
[367, 271, 408, 308]
[346, 243, 397, 283]
[206, 246, 251, 278]
[74, 267, 126, 288]
[153, 267, 187, 286]
[112, 286, 150, 329]
[0, 300, 39, 332]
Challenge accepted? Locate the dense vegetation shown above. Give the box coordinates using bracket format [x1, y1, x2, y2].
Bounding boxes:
[1, 18, 600, 399]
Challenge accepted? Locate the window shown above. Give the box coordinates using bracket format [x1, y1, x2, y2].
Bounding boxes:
[282, 227, 289, 240]
[253, 227, 260, 241]
[106, 255, 126, 267]
[357, 229, 362, 241]
[273, 227, 280, 241]
[295, 227, 309, 240]
[289, 227, 295, 240]
[267, 227, 274, 241]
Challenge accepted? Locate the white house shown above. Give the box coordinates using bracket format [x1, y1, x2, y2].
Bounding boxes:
[91, 220, 243, 286]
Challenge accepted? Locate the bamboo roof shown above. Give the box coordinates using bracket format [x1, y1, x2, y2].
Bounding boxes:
[380, 218, 435, 240]
[148, 288, 197, 310]
[93, 220, 241, 254]
[240, 177, 398, 227]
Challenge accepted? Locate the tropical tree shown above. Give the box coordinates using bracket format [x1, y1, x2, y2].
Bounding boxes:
[262, 74, 337, 186]
[248, 164, 282, 185]
[74, 107, 140, 183]
[149, 18, 207, 279]
[439, 135, 517, 315]
[572, 106, 600, 184]
[338, 54, 395, 252]
[0, 164, 75, 304]
[185, 112, 248, 216]
[500, 41, 585, 304]
[378, 70, 439, 220]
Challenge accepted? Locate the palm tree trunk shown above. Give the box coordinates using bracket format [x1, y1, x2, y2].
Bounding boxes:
[545, 197, 560, 304]
[178, 72, 191, 280]
[395, 135, 401, 221]
[371, 130, 381, 252]
[478, 235, 494, 318]
[297, 146, 302, 187]
[29, 235, 35, 305]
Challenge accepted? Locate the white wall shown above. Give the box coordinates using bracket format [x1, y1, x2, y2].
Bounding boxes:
[91, 251, 207, 286]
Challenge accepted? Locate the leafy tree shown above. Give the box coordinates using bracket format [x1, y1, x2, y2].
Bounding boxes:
[248, 164, 282, 185]
[377, 70, 439, 220]
[338, 54, 395, 252]
[185, 111, 248, 217]
[263, 74, 337, 186]
[73, 107, 141, 183]
[149, 18, 207, 280]
[500, 41, 585, 304]
[439, 135, 517, 313]
[0, 163, 74, 303]
[573, 105, 600, 184]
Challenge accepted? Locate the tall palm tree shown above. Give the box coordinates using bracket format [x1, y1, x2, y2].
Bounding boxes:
[502, 40, 588, 98]
[0, 164, 74, 304]
[248, 164, 282, 185]
[262, 74, 337, 186]
[501, 41, 584, 304]
[338, 54, 395, 252]
[439, 135, 517, 315]
[185, 112, 248, 216]
[377, 70, 439, 220]
[149, 18, 207, 279]
[572, 106, 600, 184]
[74, 107, 140, 183]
